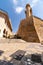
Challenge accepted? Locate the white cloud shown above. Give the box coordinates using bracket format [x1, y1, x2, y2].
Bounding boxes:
[15, 7, 23, 14]
[31, 0, 39, 7]
[13, 0, 18, 5]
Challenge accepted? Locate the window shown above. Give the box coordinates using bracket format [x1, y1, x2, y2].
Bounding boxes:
[30, 8, 32, 14]
[3, 29, 6, 34]
[0, 29, 1, 33]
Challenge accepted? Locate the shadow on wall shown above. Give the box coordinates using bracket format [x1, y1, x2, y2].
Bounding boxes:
[14, 35, 22, 39]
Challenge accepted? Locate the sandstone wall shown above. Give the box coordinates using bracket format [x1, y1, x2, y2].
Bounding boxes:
[33, 16, 43, 43]
[17, 16, 40, 42]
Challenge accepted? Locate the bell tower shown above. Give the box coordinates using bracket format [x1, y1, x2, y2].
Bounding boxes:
[25, 4, 32, 18]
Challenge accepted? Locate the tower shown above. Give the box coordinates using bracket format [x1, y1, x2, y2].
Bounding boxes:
[17, 4, 40, 42]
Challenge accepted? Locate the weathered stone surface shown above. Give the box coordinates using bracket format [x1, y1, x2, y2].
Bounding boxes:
[17, 4, 40, 42]
[17, 17, 39, 42]
[0, 39, 43, 65]
[33, 16, 43, 43]
[16, 4, 43, 43]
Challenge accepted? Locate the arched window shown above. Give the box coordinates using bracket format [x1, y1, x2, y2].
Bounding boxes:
[30, 8, 32, 15]
[3, 29, 6, 34]
[0, 29, 1, 33]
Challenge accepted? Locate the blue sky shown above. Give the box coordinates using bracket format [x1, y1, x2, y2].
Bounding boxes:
[0, 0, 43, 33]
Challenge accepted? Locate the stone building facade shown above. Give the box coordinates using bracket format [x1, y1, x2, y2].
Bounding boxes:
[0, 10, 12, 38]
[16, 4, 43, 43]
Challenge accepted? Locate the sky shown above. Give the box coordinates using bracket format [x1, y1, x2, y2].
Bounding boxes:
[0, 0, 43, 33]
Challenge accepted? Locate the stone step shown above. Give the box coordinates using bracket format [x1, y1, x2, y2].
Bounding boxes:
[0, 38, 26, 43]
